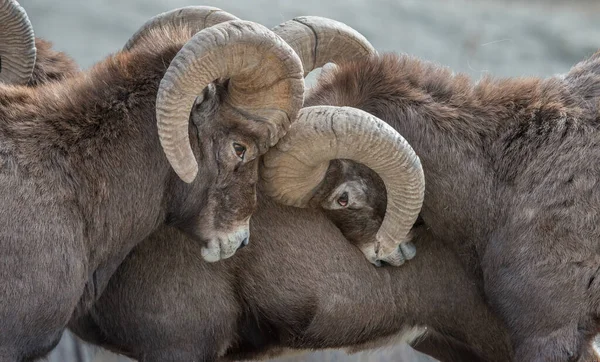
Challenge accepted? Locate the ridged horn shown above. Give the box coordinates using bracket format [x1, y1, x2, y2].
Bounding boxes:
[0, 0, 36, 85]
[272, 16, 376, 77]
[156, 20, 304, 183]
[262, 105, 425, 260]
[123, 6, 240, 51]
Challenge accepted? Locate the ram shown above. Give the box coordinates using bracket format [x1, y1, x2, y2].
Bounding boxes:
[0, 2, 306, 361]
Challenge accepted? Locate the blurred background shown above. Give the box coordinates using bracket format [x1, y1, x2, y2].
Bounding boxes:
[17, 0, 600, 361]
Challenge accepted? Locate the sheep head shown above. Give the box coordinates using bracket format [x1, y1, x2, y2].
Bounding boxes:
[122, 9, 305, 262]
[261, 17, 424, 267]
[126, 10, 383, 262]
[1, 4, 303, 262]
[262, 106, 425, 267]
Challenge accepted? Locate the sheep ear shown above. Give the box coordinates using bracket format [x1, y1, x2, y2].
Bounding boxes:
[193, 84, 217, 110]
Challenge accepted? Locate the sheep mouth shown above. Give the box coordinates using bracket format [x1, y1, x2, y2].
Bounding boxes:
[374, 241, 417, 268]
[200, 226, 250, 262]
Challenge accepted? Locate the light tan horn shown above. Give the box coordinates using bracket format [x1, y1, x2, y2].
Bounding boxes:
[156, 20, 304, 183]
[272, 16, 376, 77]
[123, 6, 240, 51]
[0, 0, 36, 85]
[262, 105, 424, 260]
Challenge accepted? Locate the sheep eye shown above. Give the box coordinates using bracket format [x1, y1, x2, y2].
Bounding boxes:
[337, 192, 349, 207]
[233, 143, 246, 160]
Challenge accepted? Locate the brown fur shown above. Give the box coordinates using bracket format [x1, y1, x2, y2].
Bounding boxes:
[21, 36, 513, 362]
[27, 38, 80, 86]
[0, 25, 276, 361]
[70, 50, 600, 362]
[69, 173, 512, 362]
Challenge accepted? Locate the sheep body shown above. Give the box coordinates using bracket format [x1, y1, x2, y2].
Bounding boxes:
[305, 52, 600, 361]
[69, 181, 512, 362]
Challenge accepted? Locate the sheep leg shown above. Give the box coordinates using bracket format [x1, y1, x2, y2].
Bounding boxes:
[482, 227, 596, 362]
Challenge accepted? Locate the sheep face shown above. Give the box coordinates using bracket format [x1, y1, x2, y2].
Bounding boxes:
[310, 159, 418, 266]
[311, 160, 386, 246]
[136, 20, 305, 263]
[167, 83, 267, 262]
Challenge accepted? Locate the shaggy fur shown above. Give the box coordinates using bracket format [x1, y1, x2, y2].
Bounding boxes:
[304, 52, 600, 361]
[27, 38, 80, 86]
[20, 35, 515, 362]
[0, 24, 272, 362]
[70, 51, 600, 362]
[69, 163, 512, 362]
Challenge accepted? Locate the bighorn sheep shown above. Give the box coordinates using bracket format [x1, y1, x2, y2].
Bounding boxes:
[0, 2, 307, 360]
[68, 106, 507, 362]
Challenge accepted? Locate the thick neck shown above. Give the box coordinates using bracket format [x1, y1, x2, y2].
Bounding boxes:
[74, 47, 191, 268]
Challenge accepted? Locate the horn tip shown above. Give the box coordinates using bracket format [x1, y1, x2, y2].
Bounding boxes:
[178, 164, 198, 184]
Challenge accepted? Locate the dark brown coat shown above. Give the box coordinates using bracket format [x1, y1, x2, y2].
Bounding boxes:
[74, 51, 600, 362]
[67, 162, 510, 362]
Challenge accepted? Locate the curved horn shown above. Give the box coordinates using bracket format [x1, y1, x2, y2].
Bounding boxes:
[261, 105, 425, 260]
[0, 0, 36, 84]
[272, 16, 376, 76]
[156, 20, 304, 183]
[123, 6, 240, 51]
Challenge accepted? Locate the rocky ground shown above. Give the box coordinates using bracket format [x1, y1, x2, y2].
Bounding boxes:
[17, 0, 600, 360]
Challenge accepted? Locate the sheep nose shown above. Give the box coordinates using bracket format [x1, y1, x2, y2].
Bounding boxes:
[239, 236, 249, 249]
